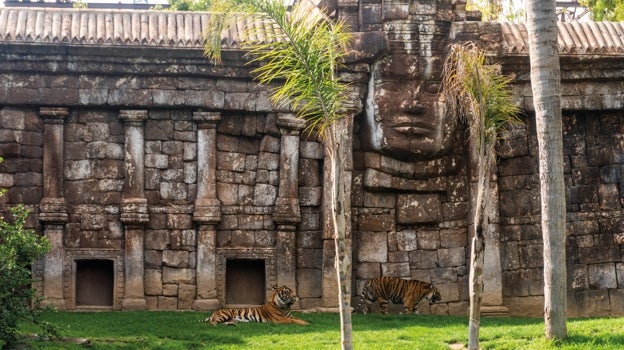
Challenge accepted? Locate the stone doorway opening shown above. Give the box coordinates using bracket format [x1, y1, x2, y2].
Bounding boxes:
[75, 259, 114, 308]
[225, 259, 266, 305]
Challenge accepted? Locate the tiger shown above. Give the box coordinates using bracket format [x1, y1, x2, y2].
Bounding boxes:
[354, 276, 442, 315]
[204, 285, 309, 325]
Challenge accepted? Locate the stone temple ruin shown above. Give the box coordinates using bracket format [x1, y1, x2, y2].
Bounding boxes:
[1, 0, 624, 317]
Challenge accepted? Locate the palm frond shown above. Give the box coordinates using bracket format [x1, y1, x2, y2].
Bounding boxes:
[204, 0, 351, 137]
[441, 41, 522, 152]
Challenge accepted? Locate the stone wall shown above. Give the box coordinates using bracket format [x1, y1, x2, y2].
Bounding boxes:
[499, 112, 624, 317]
[2, 2, 624, 317]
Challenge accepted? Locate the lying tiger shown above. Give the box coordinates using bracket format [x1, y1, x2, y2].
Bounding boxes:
[205, 285, 309, 325]
[354, 276, 441, 315]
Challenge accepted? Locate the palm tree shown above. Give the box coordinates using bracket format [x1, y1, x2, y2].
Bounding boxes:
[525, 0, 567, 340]
[441, 42, 521, 350]
[204, 1, 354, 348]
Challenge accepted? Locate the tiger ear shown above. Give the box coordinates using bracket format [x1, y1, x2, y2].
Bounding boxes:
[272, 285, 278, 291]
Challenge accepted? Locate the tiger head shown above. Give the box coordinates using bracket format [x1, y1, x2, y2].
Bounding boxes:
[426, 286, 442, 304]
[271, 285, 299, 309]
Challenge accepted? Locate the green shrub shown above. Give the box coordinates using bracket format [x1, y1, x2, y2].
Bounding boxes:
[0, 199, 56, 349]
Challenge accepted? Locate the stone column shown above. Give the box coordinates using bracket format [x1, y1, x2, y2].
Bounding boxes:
[191, 111, 222, 311]
[118, 110, 149, 310]
[38, 107, 69, 310]
[273, 114, 306, 297]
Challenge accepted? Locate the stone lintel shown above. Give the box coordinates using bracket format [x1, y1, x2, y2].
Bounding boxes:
[119, 109, 148, 124]
[277, 113, 306, 134]
[193, 203, 222, 224]
[39, 197, 68, 223]
[273, 197, 301, 225]
[121, 198, 149, 225]
[192, 111, 221, 128]
[40, 107, 69, 122]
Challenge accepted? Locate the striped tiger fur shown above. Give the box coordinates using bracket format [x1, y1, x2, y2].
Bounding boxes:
[354, 277, 441, 315]
[205, 285, 309, 325]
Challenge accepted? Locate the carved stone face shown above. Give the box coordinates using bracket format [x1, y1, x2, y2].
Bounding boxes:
[361, 61, 456, 161]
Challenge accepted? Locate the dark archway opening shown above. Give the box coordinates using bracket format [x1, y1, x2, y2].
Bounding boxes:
[225, 259, 265, 305]
[75, 259, 114, 307]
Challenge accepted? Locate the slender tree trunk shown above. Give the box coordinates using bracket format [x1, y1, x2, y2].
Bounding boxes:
[468, 142, 492, 350]
[525, 0, 567, 340]
[327, 116, 353, 350]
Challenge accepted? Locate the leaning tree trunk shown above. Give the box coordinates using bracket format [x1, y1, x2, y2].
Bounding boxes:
[326, 116, 353, 350]
[468, 136, 493, 350]
[525, 0, 567, 340]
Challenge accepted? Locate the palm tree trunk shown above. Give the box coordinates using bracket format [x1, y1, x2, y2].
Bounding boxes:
[327, 116, 353, 350]
[468, 142, 492, 350]
[525, 0, 567, 340]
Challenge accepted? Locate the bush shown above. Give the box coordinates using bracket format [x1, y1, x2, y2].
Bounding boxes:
[0, 201, 56, 349]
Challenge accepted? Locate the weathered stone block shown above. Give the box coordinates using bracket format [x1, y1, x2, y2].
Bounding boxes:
[145, 250, 162, 268]
[297, 269, 322, 298]
[397, 194, 442, 224]
[163, 250, 189, 267]
[436, 282, 459, 303]
[163, 267, 195, 284]
[178, 284, 196, 309]
[438, 247, 465, 267]
[358, 211, 395, 231]
[588, 263, 617, 289]
[357, 231, 388, 263]
[145, 154, 169, 169]
[253, 183, 277, 206]
[364, 192, 395, 208]
[167, 214, 193, 230]
[144, 269, 162, 296]
[528, 268, 544, 296]
[257, 152, 280, 171]
[396, 230, 418, 251]
[381, 262, 410, 277]
[417, 230, 440, 250]
[599, 183, 620, 209]
[146, 230, 170, 250]
[609, 289, 624, 315]
[297, 248, 323, 268]
[355, 263, 381, 279]
[431, 267, 457, 284]
[408, 250, 438, 270]
[65, 160, 91, 180]
[217, 151, 246, 172]
[259, 135, 280, 153]
[388, 251, 408, 263]
[218, 183, 239, 206]
[575, 290, 611, 317]
[299, 187, 322, 206]
[229, 230, 255, 246]
[158, 296, 178, 310]
[145, 120, 174, 140]
[160, 183, 188, 200]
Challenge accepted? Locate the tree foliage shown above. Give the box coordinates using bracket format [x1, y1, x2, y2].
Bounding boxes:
[579, 0, 624, 21]
[168, 0, 211, 11]
[0, 179, 56, 348]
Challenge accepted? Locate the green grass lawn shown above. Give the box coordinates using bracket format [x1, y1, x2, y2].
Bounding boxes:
[10, 311, 624, 350]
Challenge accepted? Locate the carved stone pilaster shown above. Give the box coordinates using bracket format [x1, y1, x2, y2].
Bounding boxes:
[273, 113, 305, 296]
[39, 107, 69, 310]
[192, 111, 221, 310]
[273, 113, 306, 225]
[192, 111, 222, 225]
[118, 109, 148, 310]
